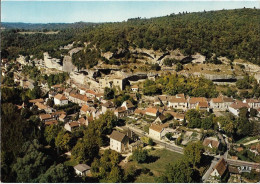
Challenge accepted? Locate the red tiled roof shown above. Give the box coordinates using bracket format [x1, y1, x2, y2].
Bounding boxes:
[134, 109, 145, 115]
[213, 158, 227, 177]
[212, 97, 224, 103]
[86, 90, 96, 95]
[54, 94, 67, 101]
[81, 104, 89, 112]
[198, 101, 209, 108]
[145, 107, 158, 114]
[203, 137, 220, 148]
[39, 114, 52, 120]
[189, 97, 207, 104]
[29, 98, 44, 103]
[35, 102, 47, 110]
[115, 106, 127, 113]
[169, 97, 187, 103]
[149, 123, 165, 133]
[45, 120, 58, 126]
[230, 102, 249, 109]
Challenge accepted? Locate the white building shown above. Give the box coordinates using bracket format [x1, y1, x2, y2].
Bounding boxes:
[74, 164, 91, 176]
[149, 123, 168, 140]
[54, 94, 68, 106]
[110, 130, 129, 153]
[228, 102, 249, 116]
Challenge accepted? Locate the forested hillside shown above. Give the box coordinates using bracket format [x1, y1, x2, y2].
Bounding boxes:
[1, 8, 260, 65]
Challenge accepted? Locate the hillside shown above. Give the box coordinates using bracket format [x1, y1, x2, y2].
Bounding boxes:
[1, 8, 260, 66]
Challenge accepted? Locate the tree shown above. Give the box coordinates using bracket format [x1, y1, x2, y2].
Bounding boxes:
[44, 124, 61, 146]
[37, 164, 73, 183]
[201, 116, 214, 130]
[184, 141, 204, 168]
[104, 87, 115, 100]
[162, 159, 199, 183]
[108, 166, 123, 183]
[12, 140, 51, 182]
[185, 109, 201, 123]
[132, 148, 148, 163]
[175, 62, 183, 72]
[55, 130, 72, 152]
[46, 98, 54, 107]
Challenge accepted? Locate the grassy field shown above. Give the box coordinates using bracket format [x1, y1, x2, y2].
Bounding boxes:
[124, 148, 183, 183]
[236, 136, 258, 144]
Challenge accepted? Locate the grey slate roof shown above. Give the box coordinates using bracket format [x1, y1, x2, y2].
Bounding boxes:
[74, 164, 91, 172]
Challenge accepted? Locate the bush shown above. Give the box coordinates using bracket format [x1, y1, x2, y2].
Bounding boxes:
[132, 148, 148, 163]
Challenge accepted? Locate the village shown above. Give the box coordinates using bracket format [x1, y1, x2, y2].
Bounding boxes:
[1, 41, 260, 183]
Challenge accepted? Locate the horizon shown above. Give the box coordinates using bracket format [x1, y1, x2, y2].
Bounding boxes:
[2, 1, 259, 24]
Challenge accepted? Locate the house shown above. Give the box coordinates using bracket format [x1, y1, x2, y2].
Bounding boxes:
[210, 158, 228, 179]
[78, 117, 88, 126]
[64, 121, 80, 132]
[228, 102, 249, 116]
[29, 98, 44, 104]
[101, 101, 115, 114]
[158, 95, 169, 106]
[203, 137, 220, 150]
[131, 85, 139, 92]
[165, 111, 185, 121]
[145, 107, 160, 117]
[74, 164, 91, 176]
[114, 107, 128, 118]
[134, 108, 145, 116]
[121, 100, 135, 112]
[39, 114, 55, 123]
[79, 87, 87, 95]
[189, 97, 208, 109]
[96, 93, 104, 101]
[198, 101, 209, 111]
[45, 120, 58, 126]
[80, 104, 89, 116]
[48, 91, 57, 99]
[59, 114, 67, 122]
[210, 97, 224, 111]
[243, 99, 260, 109]
[149, 123, 169, 140]
[35, 102, 52, 113]
[54, 94, 68, 106]
[85, 89, 96, 98]
[110, 130, 129, 153]
[99, 76, 127, 90]
[154, 114, 168, 124]
[168, 95, 188, 110]
[154, 97, 162, 106]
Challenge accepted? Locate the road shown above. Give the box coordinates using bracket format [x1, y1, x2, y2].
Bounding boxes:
[126, 124, 260, 170]
[125, 124, 184, 154]
[202, 159, 218, 182]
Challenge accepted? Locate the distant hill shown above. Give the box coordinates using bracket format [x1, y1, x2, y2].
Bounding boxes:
[1, 8, 260, 66]
[1, 22, 99, 30]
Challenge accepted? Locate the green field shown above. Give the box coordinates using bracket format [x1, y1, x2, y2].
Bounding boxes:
[124, 148, 183, 183]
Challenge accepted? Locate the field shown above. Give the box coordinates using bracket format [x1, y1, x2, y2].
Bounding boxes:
[123, 148, 183, 183]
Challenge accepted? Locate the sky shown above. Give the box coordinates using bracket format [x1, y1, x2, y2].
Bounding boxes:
[1, 1, 259, 23]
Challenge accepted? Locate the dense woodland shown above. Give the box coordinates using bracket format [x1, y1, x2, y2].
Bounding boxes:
[2, 8, 260, 66]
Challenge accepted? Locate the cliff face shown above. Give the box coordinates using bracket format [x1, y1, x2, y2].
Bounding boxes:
[62, 56, 75, 73]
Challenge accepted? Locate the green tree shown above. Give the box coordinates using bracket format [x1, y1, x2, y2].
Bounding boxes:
[132, 148, 148, 163]
[104, 87, 115, 100]
[37, 164, 73, 183]
[55, 130, 72, 152]
[184, 141, 204, 168]
[175, 62, 183, 72]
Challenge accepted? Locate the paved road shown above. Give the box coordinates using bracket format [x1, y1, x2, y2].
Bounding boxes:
[202, 160, 218, 182]
[125, 124, 184, 154]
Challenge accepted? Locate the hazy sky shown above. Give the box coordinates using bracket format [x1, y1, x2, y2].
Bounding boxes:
[2, 1, 259, 23]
